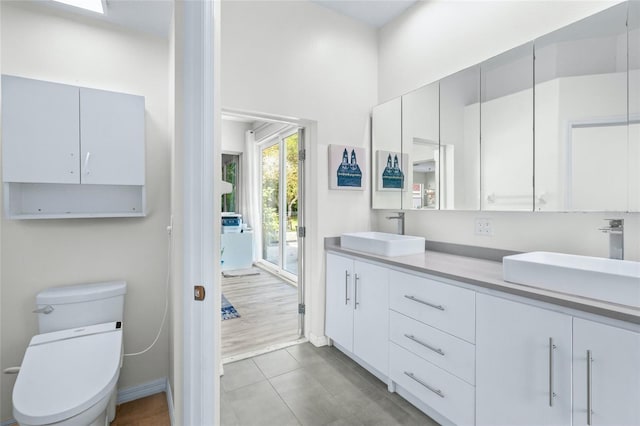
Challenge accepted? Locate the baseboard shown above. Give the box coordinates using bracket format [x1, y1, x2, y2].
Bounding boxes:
[165, 378, 176, 426]
[117, 377, 168, 404]
[0, 378, 169, 426]
[308, 333, 328, 347]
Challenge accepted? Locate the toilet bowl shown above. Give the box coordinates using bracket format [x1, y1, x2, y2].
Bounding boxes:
[13, 322, 123, 426]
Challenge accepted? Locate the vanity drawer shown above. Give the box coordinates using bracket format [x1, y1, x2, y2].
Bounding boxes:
[390, 343, 475, 426]
[389, 270, 476, 343]
[390, 310, 475, 385]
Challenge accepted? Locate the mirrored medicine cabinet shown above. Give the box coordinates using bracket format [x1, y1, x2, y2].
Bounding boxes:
[371, 0, 639, 213]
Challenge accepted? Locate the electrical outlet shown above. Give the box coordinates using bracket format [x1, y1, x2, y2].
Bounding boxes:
[475, 218, 493, 236]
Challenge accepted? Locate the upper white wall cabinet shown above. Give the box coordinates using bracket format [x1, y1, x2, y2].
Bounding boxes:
[1, 75, 146, 219]
[2, 76, 80, 184]
[79, 87, 145, 186]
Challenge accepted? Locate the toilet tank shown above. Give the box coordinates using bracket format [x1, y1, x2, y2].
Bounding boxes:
[35, 281, 127, 333]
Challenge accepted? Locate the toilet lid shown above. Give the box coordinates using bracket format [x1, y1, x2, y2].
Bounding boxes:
[13, 322, 123, 425]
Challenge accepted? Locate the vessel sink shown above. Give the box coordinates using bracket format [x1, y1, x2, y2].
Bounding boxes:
[503, 252, 640, 308]
[341, 232, 425, 257]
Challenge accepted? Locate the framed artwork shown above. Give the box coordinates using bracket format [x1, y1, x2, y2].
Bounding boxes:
[329, 145, 366, 190]
[376, 150, 408, 191]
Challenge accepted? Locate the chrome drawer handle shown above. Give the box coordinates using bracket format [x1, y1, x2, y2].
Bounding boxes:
[404, 371, 444, 398]
[345, 271, 350, 305]
[404, 295, 444, 311]
[587, 350, 593, 425]
[404, 334, 445, 356]
[549, 337, 557, 407]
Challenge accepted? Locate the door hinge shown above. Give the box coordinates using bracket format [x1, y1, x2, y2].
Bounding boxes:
[194, 285, 206, 301]
[298, 149, 306, 161]
[297, 226, 306, 238]
[298, 303, 306, 314]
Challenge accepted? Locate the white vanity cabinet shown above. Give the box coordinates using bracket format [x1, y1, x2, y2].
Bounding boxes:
[572, 319, 640, 426]
[2, 75, 146, 218]
[388, 270, 476, 425]
[476, 293, 573, 426]
[325, 252, 389, 376]
[325, 248, 640, 426]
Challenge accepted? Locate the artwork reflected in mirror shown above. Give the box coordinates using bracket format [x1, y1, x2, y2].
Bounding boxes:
[372, 98, 403, 209]
[376, 150, 407, 190]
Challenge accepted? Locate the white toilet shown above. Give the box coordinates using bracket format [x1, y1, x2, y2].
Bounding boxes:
[12, 281, 127, 426]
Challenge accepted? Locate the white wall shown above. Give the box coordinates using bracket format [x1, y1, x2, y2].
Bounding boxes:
[378, 0, 624, 102]
[221, 0, 377, 342]
[374, 0, 639, 261]
[0, 4, 171, 421]
[222, 119, 250, 153]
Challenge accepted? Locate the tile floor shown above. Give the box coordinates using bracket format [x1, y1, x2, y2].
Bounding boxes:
[221, 343, 439, 426]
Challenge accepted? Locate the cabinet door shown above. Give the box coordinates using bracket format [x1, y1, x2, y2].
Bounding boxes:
[476, 294, 572, 425]
[80, 88, 145, 185]
[353, 260, 389, 375]
[2, 75, 80, 184]
[325, 253, 354, 352]
[573, 319, 640, 426]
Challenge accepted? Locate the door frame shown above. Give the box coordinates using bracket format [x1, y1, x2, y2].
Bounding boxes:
[181, 1, 219, 424]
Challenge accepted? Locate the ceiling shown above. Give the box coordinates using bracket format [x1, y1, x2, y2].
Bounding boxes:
[310, 0, 419, 28]
[16, 0, 173, 38]
[21, 0, 417, 40]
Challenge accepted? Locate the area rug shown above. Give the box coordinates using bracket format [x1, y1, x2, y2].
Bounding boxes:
[221, 294, 240, 320]
[222, 268, 260, 278]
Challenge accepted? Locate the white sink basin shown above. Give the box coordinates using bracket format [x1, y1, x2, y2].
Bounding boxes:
[503, 251, 640, 308]
[341, 232, 425, 257]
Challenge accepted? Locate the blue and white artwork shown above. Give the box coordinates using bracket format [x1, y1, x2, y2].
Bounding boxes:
[377, 150, 408, 191]
[329, 145, 366, 190]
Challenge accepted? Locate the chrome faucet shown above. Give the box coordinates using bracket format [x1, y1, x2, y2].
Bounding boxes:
[599, 219, 624, 260]
[386, 212, 405, 235]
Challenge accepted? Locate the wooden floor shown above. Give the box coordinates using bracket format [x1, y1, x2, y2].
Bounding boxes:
[221, 267, 300, 358]
[7, 393, 169, 426]
[112, 393, 170, 426]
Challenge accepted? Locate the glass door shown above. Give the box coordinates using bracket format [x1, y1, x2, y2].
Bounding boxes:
[261, 142, 280, 266]
[260, 130, 300, 278]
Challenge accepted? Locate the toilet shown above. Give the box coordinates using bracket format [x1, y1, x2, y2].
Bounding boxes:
[12, 281, 127, 426]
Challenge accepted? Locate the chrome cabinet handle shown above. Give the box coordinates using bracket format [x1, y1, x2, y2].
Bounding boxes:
[404, 334, 445, 356]
[345, 271, 350, 305]
[549, 337, 557, 407]
[354, 274, 360, 309]
[404, 295, 444, 311]
[84, 152, 91, 175]
[404, 371, 444, 398]
[587, 350, 593, 425]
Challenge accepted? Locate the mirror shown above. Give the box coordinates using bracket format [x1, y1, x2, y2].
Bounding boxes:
[372, 97, 402, 209]
[629, 0, 640, 211]
[401, 82, 439, 209]
[534, 2, 631, 212]
[440, 65, 480, 210]
[480, 42, 534, 211]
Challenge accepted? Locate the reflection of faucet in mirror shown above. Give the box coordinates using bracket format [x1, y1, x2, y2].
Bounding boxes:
[386, 212, 405, 235]
[599, 219, 624, 260]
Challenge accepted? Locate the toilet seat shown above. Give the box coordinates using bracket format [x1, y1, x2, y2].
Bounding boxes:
[13, 322, 123, 426]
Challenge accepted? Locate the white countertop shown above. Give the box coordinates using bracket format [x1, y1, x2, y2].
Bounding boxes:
[325, 239, 640, 325]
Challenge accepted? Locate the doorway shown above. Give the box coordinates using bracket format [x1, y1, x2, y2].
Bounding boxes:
[220, 114, 306, 360]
